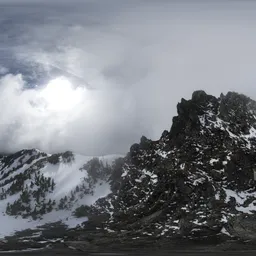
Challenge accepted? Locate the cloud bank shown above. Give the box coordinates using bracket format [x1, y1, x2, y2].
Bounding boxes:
[0, 0, 256, 155]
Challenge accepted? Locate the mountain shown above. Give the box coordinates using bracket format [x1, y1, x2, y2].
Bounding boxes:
[0, 149, 122, 238]
[1, 90, 256, 249]
[87, 90, 256, 241]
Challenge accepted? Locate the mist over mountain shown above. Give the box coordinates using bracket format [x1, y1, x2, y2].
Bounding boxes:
[1, 0, 256, 253]
[1, 91, 256, 248]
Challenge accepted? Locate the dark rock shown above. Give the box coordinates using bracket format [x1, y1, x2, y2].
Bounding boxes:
[89, 90, 256, 241]
[227, 214, 256, 240]
[191, 90, 208, 102]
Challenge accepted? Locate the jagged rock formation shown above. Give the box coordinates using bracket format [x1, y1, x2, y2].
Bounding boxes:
[88, 91, 256, 240]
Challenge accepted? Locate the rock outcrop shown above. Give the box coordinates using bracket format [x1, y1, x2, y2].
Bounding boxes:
[90, 91, 256, 241]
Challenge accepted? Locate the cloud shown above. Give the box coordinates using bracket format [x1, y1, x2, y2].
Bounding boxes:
[0, 73, 138, 155]
[1, 0, 256, 155]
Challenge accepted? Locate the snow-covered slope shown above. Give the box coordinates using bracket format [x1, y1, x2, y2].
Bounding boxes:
[2, 91, 256, 243]
[0, 149, 122, 238]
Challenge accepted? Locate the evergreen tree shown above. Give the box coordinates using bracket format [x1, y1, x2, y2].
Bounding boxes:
[51, 179, 55, 191]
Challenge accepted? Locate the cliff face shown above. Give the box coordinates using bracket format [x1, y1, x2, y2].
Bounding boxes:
[91, 91, 256, 240]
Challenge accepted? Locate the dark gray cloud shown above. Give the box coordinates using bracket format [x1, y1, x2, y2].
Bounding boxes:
[0, 0, 256, 155]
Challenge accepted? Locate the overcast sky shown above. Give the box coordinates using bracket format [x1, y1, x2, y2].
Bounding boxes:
[0, 0, 256, 155]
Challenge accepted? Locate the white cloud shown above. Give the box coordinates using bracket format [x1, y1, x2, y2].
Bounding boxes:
[1, 0, 256, 155]
[0, 73, 138, 155]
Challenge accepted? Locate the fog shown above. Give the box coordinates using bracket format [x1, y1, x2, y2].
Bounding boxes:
[0, 0, 256, 155]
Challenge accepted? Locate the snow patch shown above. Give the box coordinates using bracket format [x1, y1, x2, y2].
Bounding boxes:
[224, 188, 256, 214]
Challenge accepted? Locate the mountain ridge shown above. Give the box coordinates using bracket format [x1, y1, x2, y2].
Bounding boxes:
[1, 90, 256, 243]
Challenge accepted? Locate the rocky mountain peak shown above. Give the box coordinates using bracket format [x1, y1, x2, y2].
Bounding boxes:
[89, 90, 256, 241]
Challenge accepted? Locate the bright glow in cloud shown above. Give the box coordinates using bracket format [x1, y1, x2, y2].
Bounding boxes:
[38, 77, 83, 111]
[0, 73, 135, 155]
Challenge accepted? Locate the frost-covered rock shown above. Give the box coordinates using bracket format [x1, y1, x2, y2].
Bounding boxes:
[91, 91, 256, 240]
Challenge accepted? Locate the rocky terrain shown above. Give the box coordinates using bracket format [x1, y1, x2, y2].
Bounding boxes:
[1, 90, 256, 253]
[85, 91, 256, 242]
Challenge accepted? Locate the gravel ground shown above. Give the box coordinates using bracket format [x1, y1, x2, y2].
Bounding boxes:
[1, 248, 256, 256]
